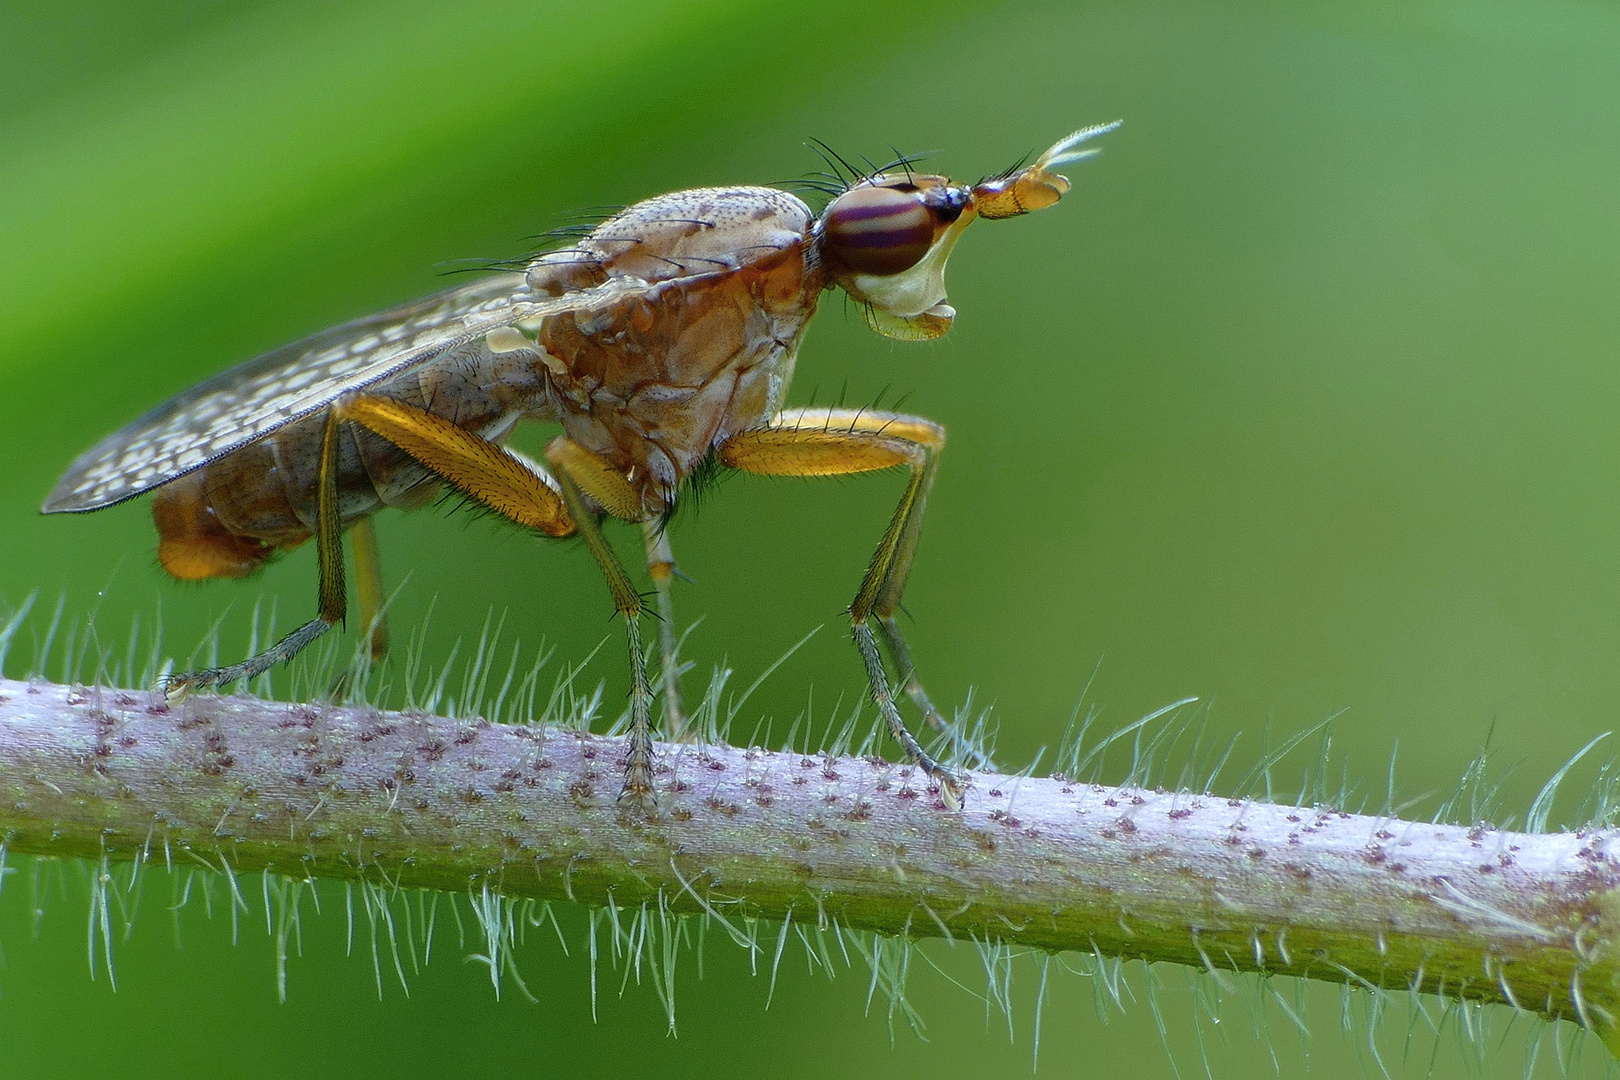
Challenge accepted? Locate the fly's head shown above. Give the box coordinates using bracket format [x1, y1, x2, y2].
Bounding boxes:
[817, 121, 1121, 341]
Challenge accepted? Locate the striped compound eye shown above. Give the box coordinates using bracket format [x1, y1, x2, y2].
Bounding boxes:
[822, 186, 934, 276]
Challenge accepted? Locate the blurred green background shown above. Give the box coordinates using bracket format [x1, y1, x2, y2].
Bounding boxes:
[3, 0, 1620, 1075]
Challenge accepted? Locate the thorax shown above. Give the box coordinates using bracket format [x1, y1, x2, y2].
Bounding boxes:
[521, 186, 825, 517]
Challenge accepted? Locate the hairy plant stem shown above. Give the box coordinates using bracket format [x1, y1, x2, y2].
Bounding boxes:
[3, 676, 1620, 1052]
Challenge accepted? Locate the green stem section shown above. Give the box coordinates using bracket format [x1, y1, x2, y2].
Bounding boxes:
[2, 677, 1619, 1050]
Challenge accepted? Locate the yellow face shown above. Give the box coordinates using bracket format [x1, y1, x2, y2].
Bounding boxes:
[818, 174, 978, 341]
[814, 122, 1121, 341]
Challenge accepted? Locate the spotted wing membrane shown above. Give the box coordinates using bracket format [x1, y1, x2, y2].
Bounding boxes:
[44, 274, 627, 513]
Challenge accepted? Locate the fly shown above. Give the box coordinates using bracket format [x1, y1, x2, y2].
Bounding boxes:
[44, 122, 1122, 810]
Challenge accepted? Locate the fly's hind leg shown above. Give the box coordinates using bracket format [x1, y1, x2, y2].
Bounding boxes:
[643, 521, 688, 742]
[351, 516, 388, 662]
[719, 407, 969, 808]
[335, 397, 658, 807]
[542, 436, 657, 805]
[326, 514, 388, 698]
[162, 410, 348, 702]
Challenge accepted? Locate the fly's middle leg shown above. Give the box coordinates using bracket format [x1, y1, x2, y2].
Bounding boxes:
[718, 407, 969, 809]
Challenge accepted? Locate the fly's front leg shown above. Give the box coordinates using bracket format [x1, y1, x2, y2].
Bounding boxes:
[643, 521, 688, 742]
[753, 413, 991, 768]
[863, 441, 997, 771]
[162, 409, 348, 702]
[719, 408, 968, 808]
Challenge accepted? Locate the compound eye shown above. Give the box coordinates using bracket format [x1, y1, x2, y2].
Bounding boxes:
[823, 186, 933, 276]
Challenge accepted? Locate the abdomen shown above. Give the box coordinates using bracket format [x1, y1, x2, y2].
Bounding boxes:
[151, 409, 435, 579]
[150, 344, 545, 580]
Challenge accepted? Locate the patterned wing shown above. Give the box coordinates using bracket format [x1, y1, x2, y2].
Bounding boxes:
[44, 274, 626, 513]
